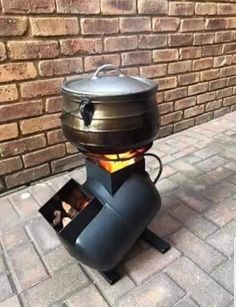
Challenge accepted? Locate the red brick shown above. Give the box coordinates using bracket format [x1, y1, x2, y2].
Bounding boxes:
[174, 118, 194, 132]
[0, 134, 46, 158]
[120, 67, 139, 75]
[20, 114, 61, 135]
[65, 142, 78, 154]
[231, 105, 236, 111]
[209, 78, 227, 91]
[158, 125, 173, 137]
[206, 100, 222, 111]
[202, 45, 222, 57]
[84, 54, 120, 71]
[139, 34, 167, 49]
[169, 34, 193, 47]
[0, 157, 22, 175]
[0, 42, 6, 61]
[223, 43, 236, 54]
[157, 77, 177, 90]
[206, 18, 226, 30]
[195, 3, 217, 15]
[201, 69, 220, 81]
[21, 78, 63, 98]
[153, 49, 178, 63]
[197, 92, 216, 104]
[178, 72, 199, 86]
[220, 65, 236, 77]
[101, 0, 136, 14]
[180, 47, 201, 59]
[60, 38, 102, 56]
[122, 51, 151, 66]
[165, 87, 187, 101]
[45, 97, 63, 113]
[175, 97, 196, 111]
[0, 84, 18, 103]
[194, 33, 215, 45]
[156, 92, 164, 104]
[5, 164, 50, 188]
[47, 129, 65, 145]
[180, 18, 205, 32]
[223, 96, 236, 106]
[168, 60, 192, 74]
[56, 0, 99, 13]
[189, 82, 208, 95]
[193, 58, 213, 71]
[0, 123, 18, 141]
[226, 17, 236, 29]
[217, 87, 233, 99]
[214, 55, 232, 67]
[196, 112, 214, 124]
[158, 102, 173, 115]
[30, 17, 79, 36]
[51, 153, 84, 173]
[215, 31, 233, 43]
[81, 18, 119, 35]
[120, 17, 151, 33]
[169, 2, 194, 16]
[8, 41, 59, 60]
[105, 36, 137, 52]
[214, 107, 229, 118]
[218, 4, 236, 15]
[140, 64, 167, 78]
[227, 76, 236, 86]
[2, 0, 55, 13]
[0, 16, 28, 36]
[138, 0, 168, 14]
[23, 144, 66, 168]
[39, 58, 83, 77]
[161, 111, 182, 125]
[232, 54, 236, 64]
[152, 18, 180, 32]
[0, 100, 43, 123]
[0, 62, 37, 83]
[184, 105, 204, 118]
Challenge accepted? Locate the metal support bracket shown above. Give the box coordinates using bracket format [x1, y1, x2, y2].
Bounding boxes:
[99, 268, 121, 285]
[140, 228, 171, 254]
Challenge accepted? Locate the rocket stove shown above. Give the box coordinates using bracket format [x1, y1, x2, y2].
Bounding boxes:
[39, 64, 171, 285]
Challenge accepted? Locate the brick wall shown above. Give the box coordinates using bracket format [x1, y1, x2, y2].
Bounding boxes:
[0, 0, 236, 193]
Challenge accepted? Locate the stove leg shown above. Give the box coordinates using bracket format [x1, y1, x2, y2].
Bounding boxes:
[99, 268, 121, 285]
[141, 228, 170, 254]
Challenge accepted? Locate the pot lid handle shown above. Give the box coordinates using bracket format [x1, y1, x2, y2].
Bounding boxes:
[91, 64, 125, 79]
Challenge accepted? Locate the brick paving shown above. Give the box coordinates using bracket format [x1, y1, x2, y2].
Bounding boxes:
[0, 112, 235, 307]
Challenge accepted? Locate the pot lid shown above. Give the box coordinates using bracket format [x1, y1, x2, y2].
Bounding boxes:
[62, 64, 157, 97]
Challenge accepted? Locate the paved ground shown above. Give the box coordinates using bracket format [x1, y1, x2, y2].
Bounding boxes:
[0, 112, 235, 307]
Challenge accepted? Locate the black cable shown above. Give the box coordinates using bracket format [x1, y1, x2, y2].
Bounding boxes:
[87, 151, 163, 183]
[144, 153, 163, 184]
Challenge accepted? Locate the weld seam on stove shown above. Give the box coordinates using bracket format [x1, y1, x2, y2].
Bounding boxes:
[85, 178, 134, 231]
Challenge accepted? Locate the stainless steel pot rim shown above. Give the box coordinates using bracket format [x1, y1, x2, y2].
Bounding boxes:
[61, 64, 157, 97]
[61, 79, 157, 97]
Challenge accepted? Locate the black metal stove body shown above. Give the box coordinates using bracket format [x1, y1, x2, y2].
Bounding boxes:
[40, 156, 170, 284]
[72, 158, 161, 271]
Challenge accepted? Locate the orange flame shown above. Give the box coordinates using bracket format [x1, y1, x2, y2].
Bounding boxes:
[89, 147, 147, 173]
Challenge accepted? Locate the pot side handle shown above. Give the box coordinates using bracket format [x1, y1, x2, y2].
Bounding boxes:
[91, 64, 125, 79]
[80, 98, 94, 126]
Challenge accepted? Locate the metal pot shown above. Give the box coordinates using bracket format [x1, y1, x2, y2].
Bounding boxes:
[61, 64, 160, 154]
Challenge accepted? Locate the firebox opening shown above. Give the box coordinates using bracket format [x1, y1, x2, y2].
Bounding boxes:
[39, 179, 93, 233]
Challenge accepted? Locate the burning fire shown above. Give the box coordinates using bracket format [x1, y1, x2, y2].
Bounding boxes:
[89, 147, 147, 173]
